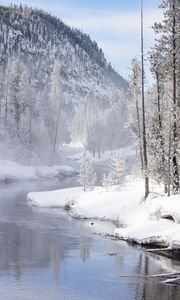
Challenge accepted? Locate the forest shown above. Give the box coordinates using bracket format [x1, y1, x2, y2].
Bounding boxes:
[0, 1, 179, 196]
[0, 4, 129, 165]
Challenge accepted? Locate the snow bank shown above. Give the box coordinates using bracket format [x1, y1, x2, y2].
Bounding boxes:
[0, 160, 78, 183]
[36, 165, 78, 179]
[27, 177, 180, 250]
[28, 187, 82, 207]
[0, 160, 37, 182]
[68, 187, 146, 223]
[27, 179, 146, 223]
[146, 194, 180, 223]
[115, 220, 180, 247]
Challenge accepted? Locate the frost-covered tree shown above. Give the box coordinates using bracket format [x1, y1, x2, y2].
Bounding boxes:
[128, 58, 143, 170]
[102, 173, 115, 191]
[147, 48, 171, 193]
[103, 150, 125, 189]
[9, 59, 24, 138]
[78, 148, 96, 191]
[150, 0, 180, 193]
[49, 60, 63, 160]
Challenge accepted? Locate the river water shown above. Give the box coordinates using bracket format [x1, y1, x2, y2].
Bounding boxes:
[0, 180, 180, 300]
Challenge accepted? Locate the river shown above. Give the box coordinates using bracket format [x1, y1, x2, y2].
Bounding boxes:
[0, 180, 180, 300]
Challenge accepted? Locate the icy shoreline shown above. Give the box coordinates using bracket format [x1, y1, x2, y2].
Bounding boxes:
[27, 177, 180, 255]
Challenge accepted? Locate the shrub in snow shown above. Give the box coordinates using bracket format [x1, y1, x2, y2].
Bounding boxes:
[78, 148, 96, 191]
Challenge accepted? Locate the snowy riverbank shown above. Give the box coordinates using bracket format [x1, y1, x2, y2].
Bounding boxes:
[27, 177, 180, 251]
[0, 160, 78, 183]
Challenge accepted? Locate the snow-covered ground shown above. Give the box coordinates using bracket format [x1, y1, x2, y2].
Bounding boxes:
[0, 160, 78, 183]
[67, 146, 135, 163]
[27, 176, 180, 251]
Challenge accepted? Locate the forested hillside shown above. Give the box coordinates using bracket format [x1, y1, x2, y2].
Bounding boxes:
[0, 4, 129, 164]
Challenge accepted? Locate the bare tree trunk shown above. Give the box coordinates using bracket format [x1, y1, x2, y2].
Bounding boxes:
[135, 93, 144, 171]
[141, 0, 149, 199]
[28, 95, 33, 164]
[3, 67, 8, 158]
[84, 102, 90, 145]
[0, 97, 2, 116]
[3, 95, 8, 158]
[167, 118, 172, 197]
[52, 95, 62, 160]
[172, 0, 179, 193]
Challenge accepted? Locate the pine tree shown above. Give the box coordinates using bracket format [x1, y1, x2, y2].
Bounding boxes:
[148, 49, 167, 192]
[78, 148, 96, 191]
[151, 0, 180, 193]
[102, 173, 114, 191]
[103, 150, 125, 190]
[110, 150, 125, 186]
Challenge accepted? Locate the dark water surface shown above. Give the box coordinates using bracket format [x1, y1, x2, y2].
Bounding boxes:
[0, 180, 180, 300]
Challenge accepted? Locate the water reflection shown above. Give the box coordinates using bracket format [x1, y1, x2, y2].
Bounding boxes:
[0, 183, 180, 299]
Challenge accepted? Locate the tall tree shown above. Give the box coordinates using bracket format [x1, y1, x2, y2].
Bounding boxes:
[129, 58, 143, 171]
[153, 0, 180, 193]
[141, 0, 149, 198]
[9, 59, 24, 138]
[49, 60, 63, 160]
[149, 50, 168, 192]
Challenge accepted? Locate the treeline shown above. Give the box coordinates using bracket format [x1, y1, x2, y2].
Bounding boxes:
[130, 0, 180, 196]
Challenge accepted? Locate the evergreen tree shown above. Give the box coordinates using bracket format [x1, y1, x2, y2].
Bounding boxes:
[151, 0, 180, 193]
[78, 147, 96, 191]
[110, 150, 125, 186]
[103, 150, 125, 190]
[128, 58, 143, 171]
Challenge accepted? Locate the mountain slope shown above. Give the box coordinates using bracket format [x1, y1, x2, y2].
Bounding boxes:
[0, 4, 130, 163]
[0, 4, 128, 95]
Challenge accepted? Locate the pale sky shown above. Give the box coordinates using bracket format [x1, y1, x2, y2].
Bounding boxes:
[1, 0, 162, 81]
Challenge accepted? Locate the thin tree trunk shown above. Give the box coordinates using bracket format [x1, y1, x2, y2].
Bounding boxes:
[4, 95, 8, 158]
[135, 92, 144, 171]
[141, 0, 149, 199]
[0, 97, 2, 116]
[52, 94, 62, 160]
[28, 95, 33, 164]
[167, 119, 171, 197]
[172, 0, 179, 193]
[84, 102, 90, 144]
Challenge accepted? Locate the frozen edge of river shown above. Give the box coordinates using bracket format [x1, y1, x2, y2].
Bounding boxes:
[27, 178, 180, 258]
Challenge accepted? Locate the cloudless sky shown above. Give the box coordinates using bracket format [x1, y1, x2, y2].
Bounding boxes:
[1, 0, 162, 81]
